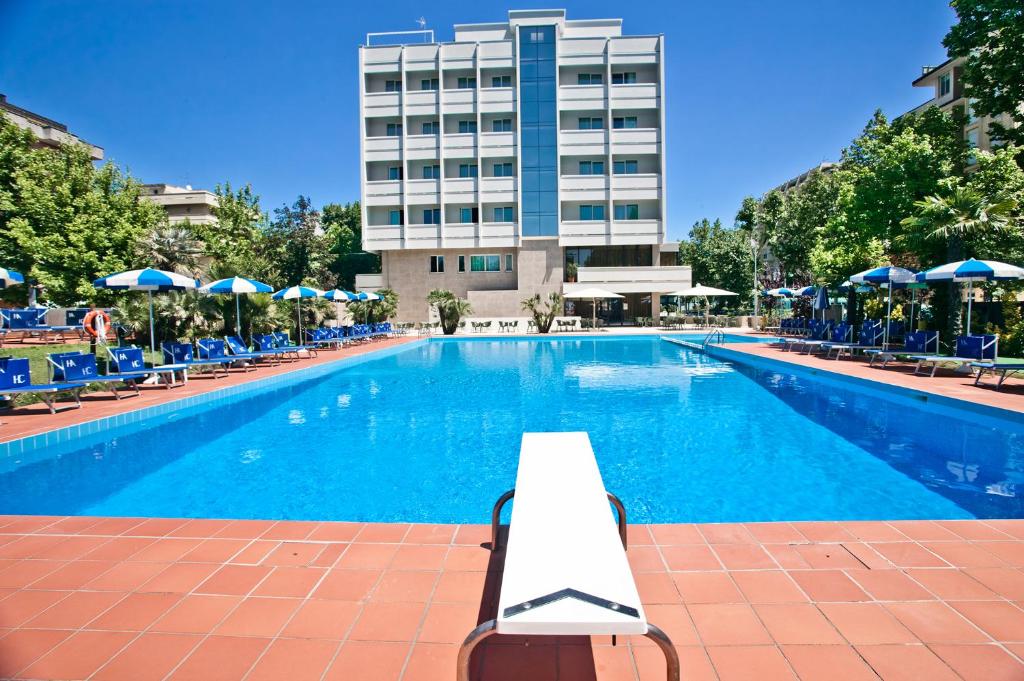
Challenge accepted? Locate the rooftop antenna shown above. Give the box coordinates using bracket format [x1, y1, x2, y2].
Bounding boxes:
[416, 16, 427, 41]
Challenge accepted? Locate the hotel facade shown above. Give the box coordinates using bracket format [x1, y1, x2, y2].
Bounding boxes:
[356, 9, 690, 323]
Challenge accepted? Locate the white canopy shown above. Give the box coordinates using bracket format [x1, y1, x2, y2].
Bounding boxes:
[666, 284, 737, 298]
[563, 287, 624, 300]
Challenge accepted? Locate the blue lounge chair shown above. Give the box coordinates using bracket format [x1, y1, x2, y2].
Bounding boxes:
[161, 342, 231, 378]
[823, 321, 884, 360]
[912, 334, 997, 377]
[225, 335, 284, 365]
[273, 331, 318, 356]
[971, 362, 1024, 390]
[48, 351, 147, 399]
[106, 346, 187, 387]
[252, 333, 301, 360]
[801, 322, 851, 355]
[786, 320, 837, 354]
[305, 328, 344, 349]
[197, 338, 258, 372]
[866, 331, 940, 368]
[775, 320, 826, 351]
[0, 357, 86, 414]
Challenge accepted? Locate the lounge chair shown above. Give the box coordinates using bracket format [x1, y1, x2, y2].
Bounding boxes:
[866, 331, 940, 368]
[107, 346, 188, 387]
[458, 432, 679, 681]
[972, 362, 1024, 390]
[48, 351, 148, 399]
[912, 334, 997, 377]
[252, 334, 298, 359]
[161, 342, 231, 378]
[226, 336, 283, 365]
[0, 356, 87, 414]
[272, 331, 318, 357]
[305, 328, 344, 349]
[785, 320, 838, 354]
[198, 338, 258, 372]
[823, 321, 884, 360]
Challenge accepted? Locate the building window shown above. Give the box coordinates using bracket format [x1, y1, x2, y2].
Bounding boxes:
[423, 208, 441, 224]
[966, 128, 980, 165]
[457, 76, 477, 89]
[493, 162, 514, 177]
[614, 204, 639, 220]
[458, 164, 478, 178]
[387, 166, 402, 180]
[966, 99, 978, 124]
[421, 78, 439, 91]
[612, 116, 638, 129]
[460, 207, 479, 223]
[565, 245, 653, 268]
[577, 73, 603, 85]
[493, 206, 514, 222]
[578, 204, 606, 221]
[430, 255, 445, 273]
[458, 255, 466, 272]
[505, 254, 513, 272]
[388, 210, 403, 225]
[458, 120, 478, 134]
[421, 121, 440, 135]
[578, 117, 603, 130]
[492, 118, 512, 132]
[579, 160, 605, 175]
[470, 255, 502, 272]
[385, 123, 403, 137]
[491, 75, 512, 88]
[937, 72, 951, 97]
[422, 164, 440, 179]
[384, 79, 402, 92]
[613, 160, 638, 174]
[519, 24, 557, 237]
[611, 72, 637, 85]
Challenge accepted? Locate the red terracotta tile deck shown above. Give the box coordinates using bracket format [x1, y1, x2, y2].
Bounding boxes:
[719, 340, 1024, 415]
[0, 518, 1023, 679]
[0, 337, 417, 444]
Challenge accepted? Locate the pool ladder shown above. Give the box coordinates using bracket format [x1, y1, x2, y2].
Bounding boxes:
[702, 327, 724, 348]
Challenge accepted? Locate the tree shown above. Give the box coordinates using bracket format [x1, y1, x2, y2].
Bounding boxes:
[140, 224, 203, 275]
[944, 0, 1024, 146]
[427, 289, 471, 335]
[900, 180, 1016, 243]
[522, 292, 563, 334]
[0, 116, 165, 305]
[322, 201, 380, 290]
[347, 288, 398, 324]
[265, 196, 331, 288]
[678, 219, 753, 307]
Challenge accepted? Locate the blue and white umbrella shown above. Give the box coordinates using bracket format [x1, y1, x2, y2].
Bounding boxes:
[323, 289, 359, 302]
[916, 258, 1024, 332]
[272, 286, 324, 341]
[0, 267, 25, 289]
[850, 266, 917, 346]
[200, 277, 273, 337]
[357, 291, 382, 302]
[795, 286, 817, 297]
[93, 268, 202, 352]
[763, 287, 794, 297]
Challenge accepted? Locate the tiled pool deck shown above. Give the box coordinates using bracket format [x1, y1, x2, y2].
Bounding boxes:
[1, 517, 1023, 680]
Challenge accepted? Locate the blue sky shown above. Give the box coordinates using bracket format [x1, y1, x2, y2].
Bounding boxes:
[1, 1, 955, 240]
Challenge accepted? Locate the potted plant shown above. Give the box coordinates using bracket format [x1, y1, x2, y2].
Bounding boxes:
[522, 292, 564, 334]
[565, 261, 578, 283]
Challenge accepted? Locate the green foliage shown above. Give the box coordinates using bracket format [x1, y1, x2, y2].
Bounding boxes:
[427, 289, 471, 335]
[900, 178, 1017, 244]
[522, 292, 563, 334]
[998, 287, 1024, 357]
[944, 0, 1024, 146]
[323, 202, 380, 290]
[863, 297, 904, 321]
[264, 196, 332, 289]
[0, 116, 165, 305]
[678, 218, 753, 306]
[347, 288, 398, 324]
[140, 223, 203, 275]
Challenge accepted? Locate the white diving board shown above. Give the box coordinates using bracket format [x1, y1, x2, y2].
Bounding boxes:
[456, 432, 679, 680]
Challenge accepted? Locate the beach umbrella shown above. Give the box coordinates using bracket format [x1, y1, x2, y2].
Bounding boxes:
[916, 258, 1024, 333]
[850, 266, 917, 347]
[323, 289, 358, 325]
[272, 285, 324, 343]
[93, 268, 201, 352]
[564, 286, 624, 331]
[0, 267, 25, 289]
[813, 286, 830, 322]
[199, 277, 273, 337]
[763, 287, 794, 297]
[794, 286, 817, 297]
[357, 290, 382, 302]
[667, 284, 738, 327]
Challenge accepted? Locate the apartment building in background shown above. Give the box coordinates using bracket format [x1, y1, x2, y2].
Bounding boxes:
[0, 93, 104, 160]
[356, 9, 689, 324]
[140, 184, 219, 226]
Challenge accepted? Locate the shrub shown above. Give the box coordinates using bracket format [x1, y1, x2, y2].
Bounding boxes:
[426, 289, 471, 335]
[522, 292, 563, 334]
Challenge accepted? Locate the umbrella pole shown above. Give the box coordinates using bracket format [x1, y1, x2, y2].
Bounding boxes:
[592, 297, 596, 332]
[966, 284, 973, 335]
[148, 291, 156, 354]
[295, 299, 301, 342]
[235, 294, 241, 338]
[885, 287, 893, 348]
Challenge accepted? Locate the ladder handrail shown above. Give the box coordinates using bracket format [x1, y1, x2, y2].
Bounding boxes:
[701, 327, 724, 348]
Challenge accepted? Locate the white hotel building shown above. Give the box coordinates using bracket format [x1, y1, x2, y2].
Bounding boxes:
[356, 9, 690, 323]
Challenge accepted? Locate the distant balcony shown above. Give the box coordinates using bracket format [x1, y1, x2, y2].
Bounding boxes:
[405, 90, 439, 116]
[559, 129, 608, 156]
[610, 128, 660, 155]
[442, 88, 476, 115]
[364, 180, 402, 206]
[363, 136, 401, 161]
[559, 84, 606, 111]
[479, 88, 515, 113]
[610, 83, 659, 109]
[559, 219, 661, 246]
[479, 131, 516, 157]
[405, 134, 439, 160]
[362, 91, 401, 117]
[610, 173, 660, 200]
[567, 264, 689, 294]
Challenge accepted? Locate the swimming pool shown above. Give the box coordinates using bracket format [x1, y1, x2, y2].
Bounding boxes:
[2, 335, 1022, 523]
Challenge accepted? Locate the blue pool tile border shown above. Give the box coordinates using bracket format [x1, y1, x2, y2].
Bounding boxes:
[706, 343, 1024, 427]
[0, 339, 427, 460]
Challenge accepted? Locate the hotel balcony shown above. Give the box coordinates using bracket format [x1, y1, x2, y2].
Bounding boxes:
[608, 36, 661, 64]
[364, 180, 403, 207]
[558, 85, 606, 111]
[559, 219, 661, 247]
[442, 89, 476, 115]
[610, 173, 660, 200]
[567, 263, 690, 295]
[443, 133, 476, 158]
[479, 88, 515, 114]
[479, 222, 518, 247]
[363, 136, 401, 162]
[610, 83, 659, 109]
[362, 91, 401, 118]
[558, 37, 608, 66]
[363, 224, 403, 250]
[406, 134, 440, 160]
[559, 129, 608, 156]
[361, 45, 403, 72]
[610, 128, 660, 155]
[444, 177, 477, 201]
[559, 175, 610, 201]
[404, 90, 439, 117]
[479, 176, 517, 203]
[479, 131, 516, 157]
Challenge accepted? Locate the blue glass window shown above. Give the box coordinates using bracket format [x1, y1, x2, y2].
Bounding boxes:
[385, 79, 402, 92]
[423, 208, 441, 224]
[611, 72, 636, 84]
[612, 116, 638, 129]
[579, 161, 605, 175]
[518, 25, 558, 237]
[421, 78, 439, 91]
[614, 204, 639, 220]
[458, 164, 478, 178]
[422, 165, 440, 179]
[388, 210, 403, 225]
[492, 118, 512, 132]
[493, 162, 514, 177]
[491, 75, 512, 87]
[430, 255, 444, 272]
[387, 166, 402, 180]
[613, 160, 638, 174]
[577, 73, 603, 85]
[386, 123, 402, 136]
[579, 204, 606, 221]
[421, 121, 440, 134]
[457, 77, 476, 89]
[458, 120, 478, 134]
[493, 206, 514, 222]
[578, 117, 603, 130]
[460, 207, 478, 223]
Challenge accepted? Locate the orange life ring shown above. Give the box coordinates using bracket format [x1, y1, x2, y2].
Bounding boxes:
[82, 309, 110, 338]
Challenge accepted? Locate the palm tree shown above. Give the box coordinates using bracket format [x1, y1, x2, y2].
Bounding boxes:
[900, 183, 1017, 242]
[142, 224, 203, 275]
[426, 289, 471, 335]
[522, 292, 564, 334]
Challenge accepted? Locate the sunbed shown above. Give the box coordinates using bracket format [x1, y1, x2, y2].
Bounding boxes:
[0, 356, 87, 414]
[250, 334, 298, 361]
[107, 346, 187, 387]
[912, 334, 997, 377]
[272, 331, 319, 357]
[161, 342, 231, 378]
[197, 338, 258, 372]
[971, 362, 1024, 390]
[304, 328, 344, 349]
[866, 331, 940, 368]
[458, 432, 679, 681]
[48, 351, 147, 399]
[776, 320, 831, 352]
[791, 322, 846, 354]
[823, 322, 884, 360]
[226, 336, 284, 365]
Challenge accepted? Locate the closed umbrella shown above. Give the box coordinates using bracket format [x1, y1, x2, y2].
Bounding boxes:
[93, 268, 201, 352]
[199, 277, 273, 337]
[850, 266, 917, 347]
[667, 284, 738, 327]
[813, 286, 830, 322]
[272, 286, 324, 343]
[564, 286, 624, 331]
[915, 258, 1024, 333]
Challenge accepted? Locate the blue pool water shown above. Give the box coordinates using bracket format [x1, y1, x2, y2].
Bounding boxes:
[2, 335, 1022, 523]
